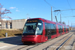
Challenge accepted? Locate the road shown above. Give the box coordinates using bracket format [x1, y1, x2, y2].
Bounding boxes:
[0, 30, 75, 50]
[0, 36, 23, 50]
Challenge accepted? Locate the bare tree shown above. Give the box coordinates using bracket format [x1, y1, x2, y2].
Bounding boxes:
[62, 22, 65, 24]
[0, 3, 11, 20]
[0, 3, 11, 29]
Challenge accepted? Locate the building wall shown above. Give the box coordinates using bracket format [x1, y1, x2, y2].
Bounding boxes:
[12, 19, 27, 29]
[0, 21, 9, 29]
[2, 21, 6, 29]
[0, 19, 27, 29]
[2, 20, 12, 29]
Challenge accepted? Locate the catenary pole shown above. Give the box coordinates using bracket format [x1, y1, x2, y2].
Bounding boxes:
[60, 14, 61, 23]
[51, 7, 53, 21]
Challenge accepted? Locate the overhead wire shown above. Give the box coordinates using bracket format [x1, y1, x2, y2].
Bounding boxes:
[67, 0, 72, 9]
[67, 0, 73, 15]
[44, 0, 58, 9]
[44, 0, 75, 22]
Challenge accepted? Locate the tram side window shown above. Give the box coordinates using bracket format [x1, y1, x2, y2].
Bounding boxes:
[45, 23, 47, 36]
[58, 25, 61, 33]
[58, 25, 63, 33]
[64, 26, 66, 32]
[45, 23, 56, 36]
[50, 24, 56, 35]
[67, 27, 69, 31]
[45, 23, 51, 36]
[61, 26, 63, 32]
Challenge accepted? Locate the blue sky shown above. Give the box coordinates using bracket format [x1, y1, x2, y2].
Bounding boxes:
[0, 0, 75, 27]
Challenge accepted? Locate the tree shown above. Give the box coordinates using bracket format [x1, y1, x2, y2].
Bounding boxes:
[0, 3, 11, 20]
[62, 22, 65, 24]
[59, 21, 65, 24]
[0, 3, 11, 29]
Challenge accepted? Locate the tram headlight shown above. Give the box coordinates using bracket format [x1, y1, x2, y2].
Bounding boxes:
[32, 35, 36, 37]
[22, 35, 24, 37]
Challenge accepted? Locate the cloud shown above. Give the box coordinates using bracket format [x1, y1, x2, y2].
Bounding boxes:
[2, 19, 6, 21]
[16, 10, 19, 12]
[1, 8, 6, 10]
[10, 7, 16, 9]
[10, 7, 20, 12]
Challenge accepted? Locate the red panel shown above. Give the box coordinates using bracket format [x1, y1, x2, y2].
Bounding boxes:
[62, 32, 65, 35]
[22, 35, 43, 43]
[22, 35, 37, 43]
[62, 26, 65, 34]
[36, 35, 42, 43]
[28, 18, 56, 24]
[56, 24, 60, 37]
[51, 34, 57, 39]
[42, 22, 48, 42]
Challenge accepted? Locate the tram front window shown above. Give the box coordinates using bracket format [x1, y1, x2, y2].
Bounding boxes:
[23, 23, 37, 35]
[23, 20, 43, 35]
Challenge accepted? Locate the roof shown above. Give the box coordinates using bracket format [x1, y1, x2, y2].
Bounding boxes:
[28, 18, 67, 26]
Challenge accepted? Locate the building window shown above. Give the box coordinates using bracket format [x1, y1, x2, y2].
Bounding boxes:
[6, 23, 8, 29]
[0, 24, 2, 26]
[0, 22, 2, 26]
[10, 22, 12, 29]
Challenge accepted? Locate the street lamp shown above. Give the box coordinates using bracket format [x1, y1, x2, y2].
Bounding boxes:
[54, 10, 61, 12]
[54, 10, 61, 23]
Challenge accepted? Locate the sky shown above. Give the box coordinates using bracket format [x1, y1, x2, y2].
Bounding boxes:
[0, 0, 75, 27]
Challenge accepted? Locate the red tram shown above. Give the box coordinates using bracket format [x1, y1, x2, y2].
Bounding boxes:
[22, 18, 69, 44]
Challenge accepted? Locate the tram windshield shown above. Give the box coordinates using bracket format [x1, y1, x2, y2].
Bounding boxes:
[23, 20, 43, 35]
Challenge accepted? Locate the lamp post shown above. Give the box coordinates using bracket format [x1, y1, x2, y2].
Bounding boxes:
[54, 10, 61, 22]
[54, 10, 61, 12]
[51, 7, 53, 21]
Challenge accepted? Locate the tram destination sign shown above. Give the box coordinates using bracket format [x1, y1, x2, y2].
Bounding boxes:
[27, 20, 38, 23]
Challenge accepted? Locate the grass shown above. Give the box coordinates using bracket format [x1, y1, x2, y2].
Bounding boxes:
[0, 29, 23, 38]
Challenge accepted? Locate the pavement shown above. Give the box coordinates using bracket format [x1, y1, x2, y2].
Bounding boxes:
[0, 36, 23, 50]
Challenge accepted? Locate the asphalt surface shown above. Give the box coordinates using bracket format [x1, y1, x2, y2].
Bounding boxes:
[0, 36, 22, 45]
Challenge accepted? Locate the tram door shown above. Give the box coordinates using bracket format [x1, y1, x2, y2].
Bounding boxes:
[45, 23, 51, 39]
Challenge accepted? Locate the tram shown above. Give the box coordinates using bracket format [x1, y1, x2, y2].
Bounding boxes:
[22, 18, 69, 44]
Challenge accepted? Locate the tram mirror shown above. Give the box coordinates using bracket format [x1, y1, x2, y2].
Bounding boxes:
[38, 23, 42, 25]
[36, 27, 39, 31]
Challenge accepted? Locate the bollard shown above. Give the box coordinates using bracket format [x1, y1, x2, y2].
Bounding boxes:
[5, 32, 8, 37]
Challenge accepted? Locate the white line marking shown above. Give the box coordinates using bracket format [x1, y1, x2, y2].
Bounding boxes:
[0, 46, 8, 49]
[0, 36, 18, 39]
